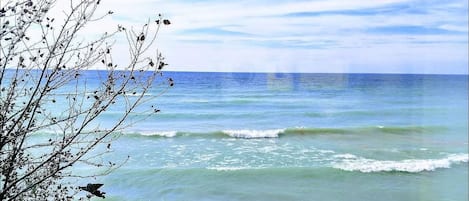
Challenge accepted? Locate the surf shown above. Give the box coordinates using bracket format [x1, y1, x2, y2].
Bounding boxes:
[120, 125, 447, 139]
[332, 153, 469, 173]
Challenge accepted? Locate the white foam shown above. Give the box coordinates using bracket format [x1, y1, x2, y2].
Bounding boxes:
[207, 166, 250, 171]
[333, 154, 358, 159]
[333, 153, 468, 173]
[222, 129, 285, 138]
[207, 166, 263, 171]
[318, 150, 336, 154]
[140, 131, 177, 137]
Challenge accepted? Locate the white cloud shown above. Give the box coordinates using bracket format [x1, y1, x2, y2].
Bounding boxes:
[48, 0, 468, 74]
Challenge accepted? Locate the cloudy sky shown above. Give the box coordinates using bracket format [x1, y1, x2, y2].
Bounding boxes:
[87, 0, 467, 74]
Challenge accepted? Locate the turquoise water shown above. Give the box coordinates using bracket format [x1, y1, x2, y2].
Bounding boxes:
[31, 72, 469, 200]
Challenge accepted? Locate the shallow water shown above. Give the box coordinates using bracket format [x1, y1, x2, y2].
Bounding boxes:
[32, 72, 468, 200]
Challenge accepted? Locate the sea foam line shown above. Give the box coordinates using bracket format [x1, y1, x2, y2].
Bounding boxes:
[123, 125, 447, 139]
[222, 129, 285, 138]
[207, 166, 255, 171]
[332, 153, 469, 173]
[139, 131, 177, 137]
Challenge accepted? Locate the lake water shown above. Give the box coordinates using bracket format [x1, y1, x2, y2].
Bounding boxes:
[36, 72, 469, 200]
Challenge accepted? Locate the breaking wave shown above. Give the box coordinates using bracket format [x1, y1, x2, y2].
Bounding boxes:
[122, 125, 446, 139]
[332, 153, 468, 173]
[222, 129, 285, 138]
[128, 131, 178, 137]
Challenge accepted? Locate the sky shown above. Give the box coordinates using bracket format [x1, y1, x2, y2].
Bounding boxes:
[69, 0, 468, 74]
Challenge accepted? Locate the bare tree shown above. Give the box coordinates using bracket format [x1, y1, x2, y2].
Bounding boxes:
[0, 0, 172, 200]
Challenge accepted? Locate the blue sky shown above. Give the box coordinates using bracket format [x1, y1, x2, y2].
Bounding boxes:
[88, 0, 468, 74]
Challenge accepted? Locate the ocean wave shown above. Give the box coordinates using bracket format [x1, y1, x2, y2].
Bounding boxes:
[129, 131, 178, 137]
[283, 125, 442, 135]
[207, 166, 254, 171]
[121, 125, 446, 139]
[333, 154, 358, 159]
[332, 153, 468, 173]
[222, 129, 285, 138]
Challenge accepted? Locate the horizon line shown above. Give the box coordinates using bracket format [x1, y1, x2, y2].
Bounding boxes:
[163, 70, 469, 75]
[4, 68, 468, 75]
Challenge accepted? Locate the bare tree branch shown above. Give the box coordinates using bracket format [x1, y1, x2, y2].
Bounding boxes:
[1, 0, 172, 199]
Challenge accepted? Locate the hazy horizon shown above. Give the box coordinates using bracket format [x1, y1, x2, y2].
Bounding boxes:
[5, 67, 469, 75]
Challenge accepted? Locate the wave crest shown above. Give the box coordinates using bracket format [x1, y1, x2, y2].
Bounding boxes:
[207, 166, 253, 171]
[139, 131, 177, 137]
[222, 129, 285, 138]
[332, 153, 468, 173]
[122, 125, 447, 139]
